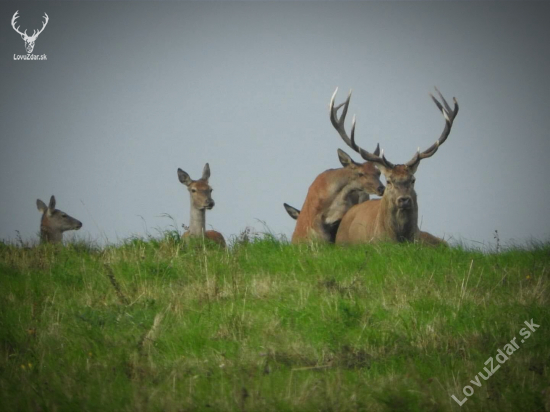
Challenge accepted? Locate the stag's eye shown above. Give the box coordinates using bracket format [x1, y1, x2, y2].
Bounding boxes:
[191, 189, 197, 193]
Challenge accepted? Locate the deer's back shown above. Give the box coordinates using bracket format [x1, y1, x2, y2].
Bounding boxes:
[418, 231, 447, 247]
[183, 231, 226, 248]
[291, 171, 336, 243]
[336, 199, 381, 244]
[205, 230, 226, 247]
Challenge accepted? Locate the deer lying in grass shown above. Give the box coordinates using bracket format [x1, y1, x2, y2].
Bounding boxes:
[177, 163, 226, 247]
[36, 195, 82, 243]
[333, 87, 458, 245]
[285, 203, 446, 246]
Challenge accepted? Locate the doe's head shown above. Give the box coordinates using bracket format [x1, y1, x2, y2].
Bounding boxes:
[36, 195, 82, 241]
[177, 163, 216, 210]
[337, 147, 385, 197]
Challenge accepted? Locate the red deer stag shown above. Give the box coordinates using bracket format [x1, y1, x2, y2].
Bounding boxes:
[177, 163, 226, 247]
[36, 195, 82, 243]
[333, 87, 458, 245]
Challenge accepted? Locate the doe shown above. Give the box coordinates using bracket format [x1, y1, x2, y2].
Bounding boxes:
[36, 195, 82, 243]
[177, 163, 226, 247]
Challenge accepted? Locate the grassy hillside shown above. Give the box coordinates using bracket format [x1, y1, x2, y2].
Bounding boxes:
[1, 234, 549, 412]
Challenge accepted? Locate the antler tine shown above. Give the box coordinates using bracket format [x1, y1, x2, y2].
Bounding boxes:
[329, 88, 352, 131]
[330, 88, 394, 169]
[11, 10, 27, 37]
[29, 13, 49, 40]
[406, 88, 459, 168]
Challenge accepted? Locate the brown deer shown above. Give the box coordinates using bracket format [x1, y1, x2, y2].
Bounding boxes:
[333, 87, 458, 245]
[177, 163, 226, 247]
[290, 149, 384, 243]
[289, 89, 387, 243]
[36, 196, 82, 244]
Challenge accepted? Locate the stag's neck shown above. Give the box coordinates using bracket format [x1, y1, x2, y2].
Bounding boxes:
[188, 205, 206, 236]
[380, 197, 418, 242]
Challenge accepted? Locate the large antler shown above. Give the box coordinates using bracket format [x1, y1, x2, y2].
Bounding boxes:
[405, 87, 459, 168]
[329, 87, 394, 169]
[11, 11, 26, 38]
[29, 13, 49, 40]
[11, 11, 49, 40]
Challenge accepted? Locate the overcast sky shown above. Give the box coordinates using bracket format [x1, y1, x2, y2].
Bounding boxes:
[1, 1, 549, 248]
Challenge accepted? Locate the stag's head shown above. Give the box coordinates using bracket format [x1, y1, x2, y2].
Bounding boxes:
[12, 11, 49, 54]
[37, 196, 82, 243]
[330, 87, 459, 213]
[178, 163, 216, 210]
[377, 164, 418, 211]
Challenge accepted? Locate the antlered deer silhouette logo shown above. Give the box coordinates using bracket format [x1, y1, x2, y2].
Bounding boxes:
[11, 11, 49, 54]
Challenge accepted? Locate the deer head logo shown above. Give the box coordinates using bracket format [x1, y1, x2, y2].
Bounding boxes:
[11, 11, 49, 54]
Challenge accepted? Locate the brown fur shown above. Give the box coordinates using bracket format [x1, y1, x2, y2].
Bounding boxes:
[418, 231, 448, 247]
[292, 161, 383, 243]
[182, 230, 226, 247]
[336, 165, 445, 246]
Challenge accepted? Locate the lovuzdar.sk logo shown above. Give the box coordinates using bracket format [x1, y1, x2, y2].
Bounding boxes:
[11, 10, 49, 61]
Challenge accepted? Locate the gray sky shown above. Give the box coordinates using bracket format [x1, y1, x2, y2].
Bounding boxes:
[1, 1, 549, 247]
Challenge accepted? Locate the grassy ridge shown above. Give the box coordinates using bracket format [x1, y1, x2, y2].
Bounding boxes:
[0, 236, 549, 411]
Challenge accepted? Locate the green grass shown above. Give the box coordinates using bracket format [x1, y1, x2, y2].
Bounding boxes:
[0, 235, 549, 411]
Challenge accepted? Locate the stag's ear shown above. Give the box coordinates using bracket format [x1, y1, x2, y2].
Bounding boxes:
[177, 168, 192, 186]
[202, 163, 211, 181]
[37, 199, 47, 213]
[337, 149, 357, 168]
[283, 203, 300, 220]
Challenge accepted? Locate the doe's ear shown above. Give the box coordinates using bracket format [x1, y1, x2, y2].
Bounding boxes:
[48, 195, 56, 211]
[283, 203, 300, 220]
[177, 168, 192, 186]
[37, 199, 47, 213]
[337, 149, 356, 168]
[202, 163, 211, 181]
